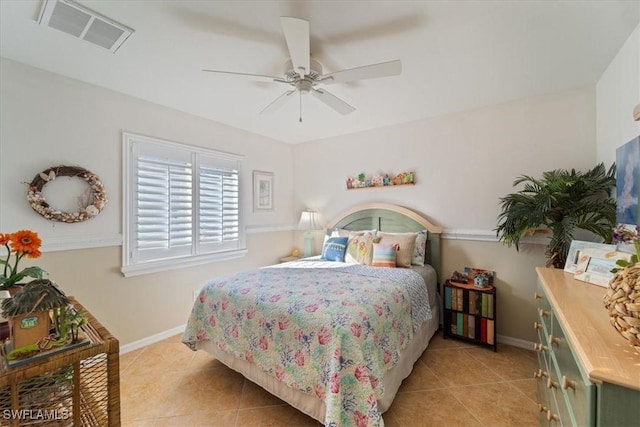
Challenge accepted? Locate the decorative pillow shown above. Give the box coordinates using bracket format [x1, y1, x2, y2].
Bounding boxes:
[376, 232, 416, 268]
[371, 243, 399, 267]
[321, 236, 349, 262]
[345, 231, 380, 265]
[412, 230, 428, 266]
[331, 228, 376, 238]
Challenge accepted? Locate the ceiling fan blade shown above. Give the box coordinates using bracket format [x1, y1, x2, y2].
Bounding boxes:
[260, 90, 296, 114]
[311, 88, 355, 115]
[203, 69, 287, 84]
[280, 17, 310, 78]
[320, 60, 401, 85]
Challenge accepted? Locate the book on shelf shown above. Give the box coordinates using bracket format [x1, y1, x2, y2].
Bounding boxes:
[480, 318, 488, 343]
[487, 319, 495, 344]
[487, 294, 494, 319]
[481, 293, 488, 317]
[468, 314, 475, 339]
[468, 290, 476, 314]
[445, 286, 452, 310]
[451, 312, 457, 335]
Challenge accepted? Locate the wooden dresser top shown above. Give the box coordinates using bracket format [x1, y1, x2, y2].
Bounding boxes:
[536, 267, 640, 391]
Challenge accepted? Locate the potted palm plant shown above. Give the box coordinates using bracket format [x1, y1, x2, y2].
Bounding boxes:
[496, 163, 616, 268]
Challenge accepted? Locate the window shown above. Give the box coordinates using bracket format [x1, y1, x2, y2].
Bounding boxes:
[122, 133, 246, 276]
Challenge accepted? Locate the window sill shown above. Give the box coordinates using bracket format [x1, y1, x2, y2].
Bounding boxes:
[121, 248, 248, 277]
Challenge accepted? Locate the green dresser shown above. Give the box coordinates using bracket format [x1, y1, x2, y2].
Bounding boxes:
[535, 268, 640, 427]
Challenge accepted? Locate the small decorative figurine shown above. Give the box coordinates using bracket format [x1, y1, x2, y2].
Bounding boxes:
[346, 177, 353, 189]
[473, 273, 489, 288]
[383, 174, 391, 186]
[405, 171, 414, 184]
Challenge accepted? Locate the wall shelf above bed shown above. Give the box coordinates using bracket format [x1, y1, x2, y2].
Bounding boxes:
[345, 183, 415, 191]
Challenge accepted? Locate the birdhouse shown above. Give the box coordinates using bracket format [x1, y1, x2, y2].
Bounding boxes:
[1, 279, 69, 352]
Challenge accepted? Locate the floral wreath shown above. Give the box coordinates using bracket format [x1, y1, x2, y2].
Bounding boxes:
[27, 166, 107, 223]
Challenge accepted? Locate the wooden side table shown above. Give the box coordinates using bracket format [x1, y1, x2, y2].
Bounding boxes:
[0, 297, 120, 426]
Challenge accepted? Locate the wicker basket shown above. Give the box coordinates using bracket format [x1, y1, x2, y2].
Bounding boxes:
[603, 264, 640, 352]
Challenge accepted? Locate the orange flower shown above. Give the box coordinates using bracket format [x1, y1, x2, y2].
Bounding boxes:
[1, 229, 46, 289]
[9, 230, 42, 256]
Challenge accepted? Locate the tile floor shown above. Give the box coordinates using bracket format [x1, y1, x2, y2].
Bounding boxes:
[120, 331, 540, 426]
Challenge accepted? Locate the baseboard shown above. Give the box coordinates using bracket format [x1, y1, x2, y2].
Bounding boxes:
[497, 334, 534, 350]
[120, 324, 186, 354]
[121, 325, 533, 355]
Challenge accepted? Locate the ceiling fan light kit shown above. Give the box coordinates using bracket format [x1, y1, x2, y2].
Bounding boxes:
[203, 17, 402, 120]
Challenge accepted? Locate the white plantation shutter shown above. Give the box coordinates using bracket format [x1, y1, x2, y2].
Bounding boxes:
[122, 133, 246, 276]
[197, 156, 240, 252]
[136, 155, 193, 261]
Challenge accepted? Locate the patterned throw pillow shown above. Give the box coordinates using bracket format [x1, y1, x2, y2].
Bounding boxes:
[412, 230, 428, 266]
[376, 232, 416, 268]
[331, 228, 377, 237]
[371, 243, 399, 267]
[345, 231, 380, 265]
[321, 236, 349, 262]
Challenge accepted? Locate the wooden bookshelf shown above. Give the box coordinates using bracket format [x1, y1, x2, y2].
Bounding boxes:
[443, 280, 497, 351]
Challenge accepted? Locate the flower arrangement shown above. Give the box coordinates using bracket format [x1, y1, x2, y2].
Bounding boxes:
[0, 230, 47, 289]
[611, 224, 640, 272]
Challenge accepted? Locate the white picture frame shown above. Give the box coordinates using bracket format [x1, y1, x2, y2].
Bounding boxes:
[573, 248, 633, 287]
[253, 170, 273, 212]
[564, 240, 617, 274]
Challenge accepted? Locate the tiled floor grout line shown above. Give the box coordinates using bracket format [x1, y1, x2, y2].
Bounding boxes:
[120, 332, 538, 426]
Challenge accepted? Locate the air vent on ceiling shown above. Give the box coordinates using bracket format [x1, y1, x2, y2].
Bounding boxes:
[38, 0, 134, 53]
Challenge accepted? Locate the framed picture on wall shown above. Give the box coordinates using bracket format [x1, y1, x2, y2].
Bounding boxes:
[253, 170, 273, 212]
[616, 136, 639, 225]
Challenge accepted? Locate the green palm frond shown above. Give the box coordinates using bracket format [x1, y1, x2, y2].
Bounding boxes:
[496, 162, 616, 268]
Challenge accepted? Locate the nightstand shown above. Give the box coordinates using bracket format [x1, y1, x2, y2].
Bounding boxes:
[443, 279, 497, 351]
[279, 255, 300, 263]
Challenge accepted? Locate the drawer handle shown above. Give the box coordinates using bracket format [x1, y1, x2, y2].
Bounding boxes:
[533, 369, 548, 379]
[546, 410, 560, 422]
[537, 403, 548, 413]
[534, 343, 548, 352]
[562, 375, 577, 390]
[534, 292, 543, 300]
[547, 378, 559, 389]
[539, 308, 550, 318]
[533, 321, 542, 330]
[549, 335, 560, 346]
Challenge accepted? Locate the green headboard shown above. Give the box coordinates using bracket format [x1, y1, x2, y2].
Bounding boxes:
[325, 203, 443, 283]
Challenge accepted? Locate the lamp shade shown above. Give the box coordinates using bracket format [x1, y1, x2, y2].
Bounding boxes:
[298, 210, 320, 230]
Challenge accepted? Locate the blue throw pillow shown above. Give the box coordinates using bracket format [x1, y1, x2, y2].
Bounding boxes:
[321, 237, 349, 262]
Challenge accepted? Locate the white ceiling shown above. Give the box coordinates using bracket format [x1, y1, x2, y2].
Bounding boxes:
[1, 1, 638, 144]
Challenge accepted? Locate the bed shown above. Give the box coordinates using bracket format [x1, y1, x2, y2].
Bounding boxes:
[182, 203, 443, 426]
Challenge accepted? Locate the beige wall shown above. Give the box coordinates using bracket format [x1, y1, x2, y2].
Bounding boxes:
[596, 24, 640, 164]
[293, 87, 598, 344]
[34, 231, 293, 345]
[0, 59, 296, 346]
[2, 31, 633, 348]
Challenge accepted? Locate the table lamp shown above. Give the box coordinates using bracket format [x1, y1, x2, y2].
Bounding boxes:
[298, 210, 320, 257]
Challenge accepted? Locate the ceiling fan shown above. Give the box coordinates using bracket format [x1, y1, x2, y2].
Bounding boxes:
[203, 17, 402, 121]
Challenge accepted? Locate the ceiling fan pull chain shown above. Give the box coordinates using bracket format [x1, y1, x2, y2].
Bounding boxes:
[299, 90, 303, 123]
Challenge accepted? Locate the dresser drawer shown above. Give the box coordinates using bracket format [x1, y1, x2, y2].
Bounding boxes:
[550, 315, 595, 427]
[535, 281, 552, 333]
[547, 357, 575, 426]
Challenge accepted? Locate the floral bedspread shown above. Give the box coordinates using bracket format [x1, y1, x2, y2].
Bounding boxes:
[182, 265, 431, 427]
